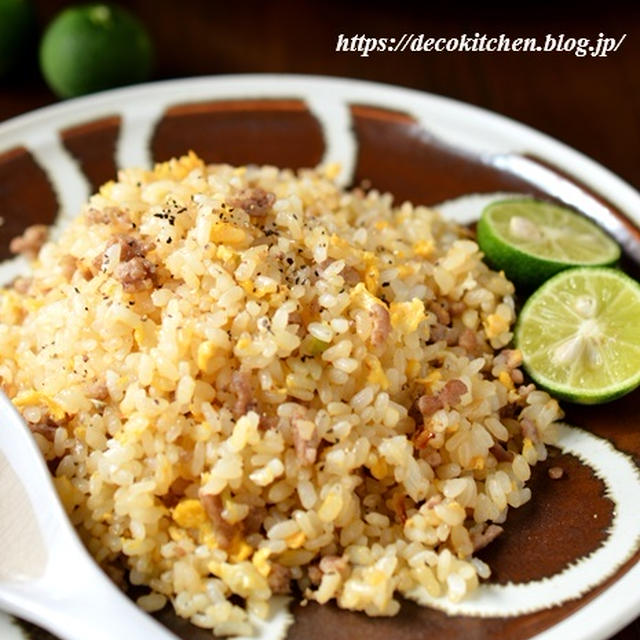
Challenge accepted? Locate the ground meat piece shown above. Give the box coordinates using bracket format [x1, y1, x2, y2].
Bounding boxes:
[161, 477, 192, 509]
[86, 380, 108, 401]
[490, 443, 514, 462]
[429, 301, 450, 325]
[503, 349, 523, 369]
[471, 524, 504, 551]
[417, 379, 467, 427]
[319, 555, 348, 575]
[417, 394, 442, 418]
[390, 492, 408, 524]
[445, 326, 460, 346]
[493, 349, 525, 385]
[10, 224, 48, 259]
[94, 234, 154, 270]
[85, 208, 111, 224]
[317, 259, 361, 286]
[341, 265, 361, 285]
[258, 414, 278, 431]
[230, 370, 255, 417]
[93, 234, 156, 291]
[548, 466, 564, 480]
[317, 258, 333, 271]
[230, 187, 276, 217]
[268, 563, 292, 594]
[518, 384, 535, 399]
[85, 206, 131, 227]
[458, 327, 481, 355]
[288, 310, 303, 326]
[59, 254, 77, 280]
[450, 301, 466, 316]
[78, 264, 94, 280]
[292, 418, 319, 465]
[521, 417, 538, 442]
[288, 310, 306, 336]
[300, 296, 321, 327]
[440, 379, 467, 407]
[370, 303, 391, 347]
[118, 238, 144, 263]
[112, 234, 154, 263]
[27, 419, 58, 441]
[198, 492, 236, 549]
[499, 404, 518, 420]
[114, 256, 155, 292]
[11, 276, 32, 293]
[307, 564, 323, 586]
[244, 505, 267, 534]
[430, 324, 459, 345]
[109, 207, 132, 227]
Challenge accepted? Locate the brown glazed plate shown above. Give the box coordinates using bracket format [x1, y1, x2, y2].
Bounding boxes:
[0, 75, 639, 640]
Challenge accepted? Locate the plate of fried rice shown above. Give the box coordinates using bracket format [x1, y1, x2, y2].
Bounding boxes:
[0, 75, 638, 640]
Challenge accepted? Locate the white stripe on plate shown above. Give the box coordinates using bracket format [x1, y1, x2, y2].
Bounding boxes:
[305, 96, 357, 187]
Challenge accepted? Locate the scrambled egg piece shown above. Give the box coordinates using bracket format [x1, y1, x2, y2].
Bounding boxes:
[413, 240, 434, 257]
[415, 369, 442, 391]
[252, 548, 272, 577]
[172, 499, 208, 528]
[13, 390, 66, 421]
[153, 150, 204, 181]
[364, 354, 389, 390]
[369, 457, 389, 480]
[133, 321, 155, 348]
[498, 370, 515, 391]
[484, 312, 510, 338]
[349, 282, 387, 311]
[406, 359, 421, 378]
[285, 531, 306, 549]
[363, 253, 379, 293]
[389, 299, 426, 333]
[210, 222, 247, 246]
[216, 245, 236, 263]
[197, 341, 217, 372]
[228, 536, 253, 563]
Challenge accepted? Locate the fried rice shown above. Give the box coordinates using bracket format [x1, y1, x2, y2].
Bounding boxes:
[0, 153, 562, 635]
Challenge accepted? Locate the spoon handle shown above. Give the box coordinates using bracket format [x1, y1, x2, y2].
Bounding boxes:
[0, 392, 179, 640]
[0, 506, 180, 640]
[2, 574, 179, 640]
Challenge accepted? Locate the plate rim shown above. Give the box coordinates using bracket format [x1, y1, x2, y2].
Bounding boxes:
[0, 73, 638, 226]
[0, 72, 638, 640]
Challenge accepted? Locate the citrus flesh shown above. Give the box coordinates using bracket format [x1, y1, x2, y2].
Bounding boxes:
[477, 199, 620, 288]
[515, 267, 640, 404]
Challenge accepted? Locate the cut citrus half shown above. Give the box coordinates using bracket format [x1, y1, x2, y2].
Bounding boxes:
[477, 198, 620, 288]
[515, 267, 640, 404]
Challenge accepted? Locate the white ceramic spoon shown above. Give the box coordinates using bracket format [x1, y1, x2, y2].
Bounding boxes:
[0, 392, 180, 640]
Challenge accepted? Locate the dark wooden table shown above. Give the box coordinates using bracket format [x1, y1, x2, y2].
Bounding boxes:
[1, 1, 639, 639]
